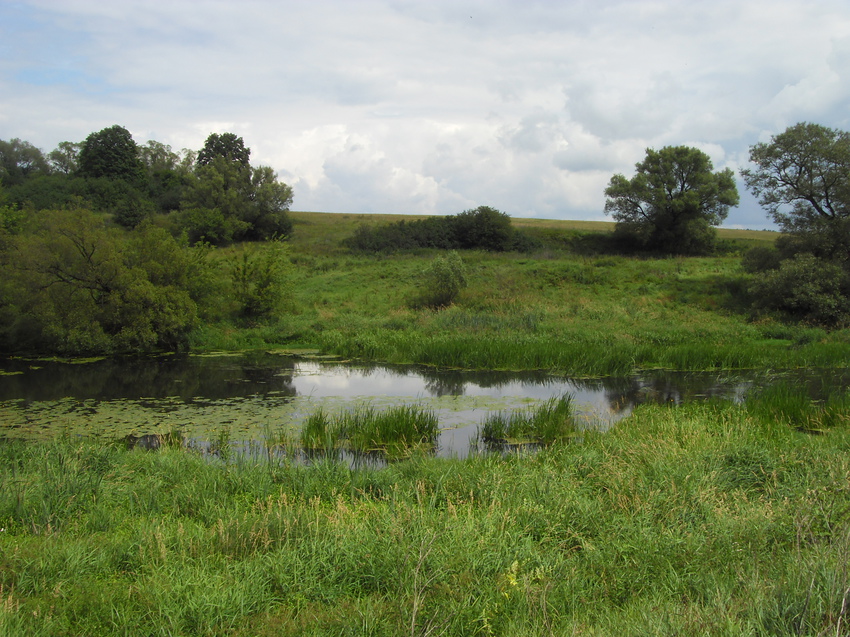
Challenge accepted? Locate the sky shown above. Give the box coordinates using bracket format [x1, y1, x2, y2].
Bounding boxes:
[2, 1, 850, 229]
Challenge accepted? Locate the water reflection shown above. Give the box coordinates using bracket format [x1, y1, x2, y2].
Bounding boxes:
[1, 353, 848, 458]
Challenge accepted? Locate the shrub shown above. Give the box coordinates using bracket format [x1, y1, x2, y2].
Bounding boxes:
[229, 239, 293, 321]
[415, 250, 467, 308]
[345, 205, 536, 253]
[749, 254, 850, 326]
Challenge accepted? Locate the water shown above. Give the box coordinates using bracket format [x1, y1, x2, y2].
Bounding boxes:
[1, 352, 847, 457]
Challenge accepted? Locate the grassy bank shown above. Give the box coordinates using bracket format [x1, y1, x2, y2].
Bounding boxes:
[2, 394, 849, 635]
[189, 212, 850, 374]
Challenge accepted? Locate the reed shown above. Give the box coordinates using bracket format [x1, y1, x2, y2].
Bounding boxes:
[298, 403, 439, 458]
[479, 394, 576, 447]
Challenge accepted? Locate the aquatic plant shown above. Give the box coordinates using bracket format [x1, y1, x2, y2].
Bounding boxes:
[299, 403, 439, 458]
[344, 403, 439, 457]
[746, 383, 850, 432]
[479, 394, 576, 447]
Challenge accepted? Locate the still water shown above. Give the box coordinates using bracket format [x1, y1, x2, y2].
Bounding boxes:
[0, 352, 846, 457]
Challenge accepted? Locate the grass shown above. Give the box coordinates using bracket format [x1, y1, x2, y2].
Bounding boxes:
[1, 394, 849, 635]
[478, 394, 577, 447]
[300, 403, 440, 459]
[186, 212, 845, 375]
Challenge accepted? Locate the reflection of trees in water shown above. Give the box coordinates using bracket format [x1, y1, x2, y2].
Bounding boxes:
[0, 353, 298, 403]
[5, 355, 849, 412]
[420, 368, 555, 397]
[600, 373, 755, 413]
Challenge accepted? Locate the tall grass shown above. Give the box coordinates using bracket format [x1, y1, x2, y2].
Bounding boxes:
[2, 393, 849, 635]
[479, 394, 576, 447]
[299, 403, 439, 459]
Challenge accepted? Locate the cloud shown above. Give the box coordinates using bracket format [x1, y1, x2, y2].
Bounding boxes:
[2, 0, 850, 229]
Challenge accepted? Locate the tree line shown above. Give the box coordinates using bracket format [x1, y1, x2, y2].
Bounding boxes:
[0, 126, 294, 355]
[0, 126, 293, 243]
[2, 120, 849, 357]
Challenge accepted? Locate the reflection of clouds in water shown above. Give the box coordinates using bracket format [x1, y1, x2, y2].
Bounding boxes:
[293, 363, 427, 397]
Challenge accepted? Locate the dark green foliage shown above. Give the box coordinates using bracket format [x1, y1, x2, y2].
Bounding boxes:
[742, 122, 850, 235]
[743, 123, 850, 325]
[139, 140, 193, 213]
[196, 132, 251, 168]
[4, 174, 88, 211]
[0, 137, 50, 186]
[179, 149, 293, 245]
[741, 244, 782, 273]
[47, 141, 82, 174]
[77, 125, 144, 183]
[0, 208, 209, 354]
[605, 146, 739, 255]
[415, 250, 468, 308]
[749, 254, 850, 325]
[451, 205, 513, 250]
[345, 205, 537, 253]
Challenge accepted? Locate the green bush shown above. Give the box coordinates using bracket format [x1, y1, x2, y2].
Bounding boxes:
[749, 253, 850, 325]
[0, 208, 210, 354]
[345, 205, 537, 253]
[415, 250, 468, 308]
[229, 240, 293, 321]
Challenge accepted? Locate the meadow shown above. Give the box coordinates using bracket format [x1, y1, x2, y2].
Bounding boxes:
[3, 213, 850, 635]
[1, 390, 849, 635]
[191, 212, 847, 376]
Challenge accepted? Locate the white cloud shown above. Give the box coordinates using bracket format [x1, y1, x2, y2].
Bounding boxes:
[2, 0, 850, 229]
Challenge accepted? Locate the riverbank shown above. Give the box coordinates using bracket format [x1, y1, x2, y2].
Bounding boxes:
[2, 395, 848, 635]
[188, 212, 850, 375]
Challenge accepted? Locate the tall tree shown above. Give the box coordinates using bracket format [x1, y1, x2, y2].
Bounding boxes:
[742, 122, 850, 239]
[196, 132, 251, 169]
[741, 122, 850, 326]
[47, 141, 82, 175]
[77, 125, 144, 182]
[604, 146, 739, 255]
[179, 134, 292, 244]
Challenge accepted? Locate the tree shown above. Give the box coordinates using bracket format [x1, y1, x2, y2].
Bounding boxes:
[196, 132, 251, 169]
[742, 122, 850, 260]
[179, 134, 293, 244]
[452, 206, 514, 251]
[0, 138, 50, 186]
[741, 123, 850, 325]
[1, 208, 202, 354]
[47, 141, 82, 175]
[415, 251, 468, 308]
[77, 125, 144, 182]
[604, 146, 739, 255]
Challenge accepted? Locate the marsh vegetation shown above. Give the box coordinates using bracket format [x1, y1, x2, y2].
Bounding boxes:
[3, 121, 850, 632]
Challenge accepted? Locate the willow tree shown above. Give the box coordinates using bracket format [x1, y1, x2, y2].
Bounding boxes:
[604, 146, 739, 255]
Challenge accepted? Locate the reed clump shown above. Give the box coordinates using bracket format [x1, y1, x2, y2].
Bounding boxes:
[299, 403, 439, 458]
[479, 394, 577, 447]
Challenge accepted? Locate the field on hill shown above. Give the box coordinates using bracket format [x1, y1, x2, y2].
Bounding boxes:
[191, 211, 847, 376]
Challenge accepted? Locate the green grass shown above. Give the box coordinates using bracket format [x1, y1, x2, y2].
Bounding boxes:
[479, 394, 577, 446]
[1, 396, 849, 635]
[183, 212, 840, 374]
[299, 403, 440, 459]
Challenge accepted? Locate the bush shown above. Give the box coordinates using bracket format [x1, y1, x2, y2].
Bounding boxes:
[749, 254, 850, 326]
[415, 250, 468, 308]
[229, 240, 293, 321]
[345, 205, 536, 253]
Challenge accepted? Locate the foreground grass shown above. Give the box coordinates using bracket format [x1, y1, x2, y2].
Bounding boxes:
[2, 396, 849, 635]
[192, 213, 848, 374]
